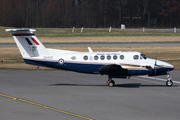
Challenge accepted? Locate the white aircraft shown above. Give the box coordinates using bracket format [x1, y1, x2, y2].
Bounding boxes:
[6, 29, 174, 87]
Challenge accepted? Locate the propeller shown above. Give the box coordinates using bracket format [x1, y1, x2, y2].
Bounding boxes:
[145, 55, 162, 77]
[153, 55, 161, 77]
[154, 58, 157, 79]
[152, 52, 156, 77]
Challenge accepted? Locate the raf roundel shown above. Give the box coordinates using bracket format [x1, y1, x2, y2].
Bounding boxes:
[58, 59, 64, 65]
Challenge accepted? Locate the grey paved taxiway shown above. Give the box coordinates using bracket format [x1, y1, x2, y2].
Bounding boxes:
[0, 70, 180, 120]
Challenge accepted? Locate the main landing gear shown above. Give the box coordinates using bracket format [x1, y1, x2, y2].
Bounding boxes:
[166, 71, 173, 87]
[106, 78, 115, 87]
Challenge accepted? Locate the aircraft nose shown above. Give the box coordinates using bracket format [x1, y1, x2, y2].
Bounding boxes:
[168, 64, 174, 70]
[158, 61, 174, 71]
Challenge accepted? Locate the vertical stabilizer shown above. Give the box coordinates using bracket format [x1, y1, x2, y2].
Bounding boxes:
[5, 29, 49, 58]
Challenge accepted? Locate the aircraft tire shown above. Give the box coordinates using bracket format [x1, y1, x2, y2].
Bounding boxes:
[108, 80, 115, 87]
[166, 80, 173, 87]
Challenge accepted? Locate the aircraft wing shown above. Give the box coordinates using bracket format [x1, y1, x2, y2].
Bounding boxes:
[98, 64, 128, 75]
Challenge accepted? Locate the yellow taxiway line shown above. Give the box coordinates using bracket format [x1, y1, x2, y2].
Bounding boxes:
[0, 93, 94, 120]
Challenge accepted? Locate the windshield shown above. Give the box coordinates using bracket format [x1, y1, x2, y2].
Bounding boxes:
[140, 54, 147, 60]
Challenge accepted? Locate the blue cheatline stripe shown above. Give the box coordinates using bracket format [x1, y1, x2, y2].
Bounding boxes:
[25, 38, 33, 45]
[24, 59, 59, 69]
[23, 59, 153, 75]
[23, 59, 104, 73]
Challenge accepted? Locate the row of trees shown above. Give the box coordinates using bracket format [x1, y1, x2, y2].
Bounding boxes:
[0, 0, 179, 28]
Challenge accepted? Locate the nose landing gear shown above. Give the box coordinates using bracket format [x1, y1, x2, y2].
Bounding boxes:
[106, 78, 115, 87]
[166, 71, 173, 87]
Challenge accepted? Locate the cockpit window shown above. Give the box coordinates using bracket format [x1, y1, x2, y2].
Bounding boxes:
[140, 54, 147, 60]
[133, 55, 139, 60]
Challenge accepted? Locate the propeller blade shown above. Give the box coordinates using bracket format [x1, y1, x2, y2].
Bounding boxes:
[155, 57, 157, 78]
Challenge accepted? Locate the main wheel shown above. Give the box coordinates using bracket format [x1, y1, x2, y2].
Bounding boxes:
[108, 80, 115, 87]
[166, 80, 173, 87]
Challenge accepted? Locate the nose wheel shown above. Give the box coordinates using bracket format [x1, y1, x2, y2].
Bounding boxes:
[166, 71, 173, 87]
[106, 78, 115, 87]
[166, 80, 173, 87]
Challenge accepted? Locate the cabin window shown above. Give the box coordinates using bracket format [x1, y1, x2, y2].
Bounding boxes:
[83, 55, 88, 60]
[113, 55, 117, 60]
[107, 55, 111, 60]
[94, 55, 98, 60]
[71, 56, 76, 60]
[133, 55, 139, 60]
[120, 55, 124, 60]
[100, 55, 105, 60]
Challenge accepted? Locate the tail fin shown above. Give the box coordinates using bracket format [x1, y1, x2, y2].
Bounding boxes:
[5, 29, 49, 58]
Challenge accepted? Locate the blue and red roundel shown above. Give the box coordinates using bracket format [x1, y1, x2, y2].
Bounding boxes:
[58, 59, 64, 65]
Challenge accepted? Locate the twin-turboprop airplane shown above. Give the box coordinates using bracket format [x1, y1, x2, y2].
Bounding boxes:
[6, 29, 174, 87]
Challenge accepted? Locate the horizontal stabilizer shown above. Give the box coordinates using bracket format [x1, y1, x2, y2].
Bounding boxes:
[5, 29, 36, 32]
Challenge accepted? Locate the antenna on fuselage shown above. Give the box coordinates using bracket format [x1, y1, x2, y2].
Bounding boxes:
[88, 47, 93, 52]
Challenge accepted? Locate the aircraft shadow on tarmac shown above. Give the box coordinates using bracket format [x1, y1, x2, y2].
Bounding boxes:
[49, 83, 179, 88]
